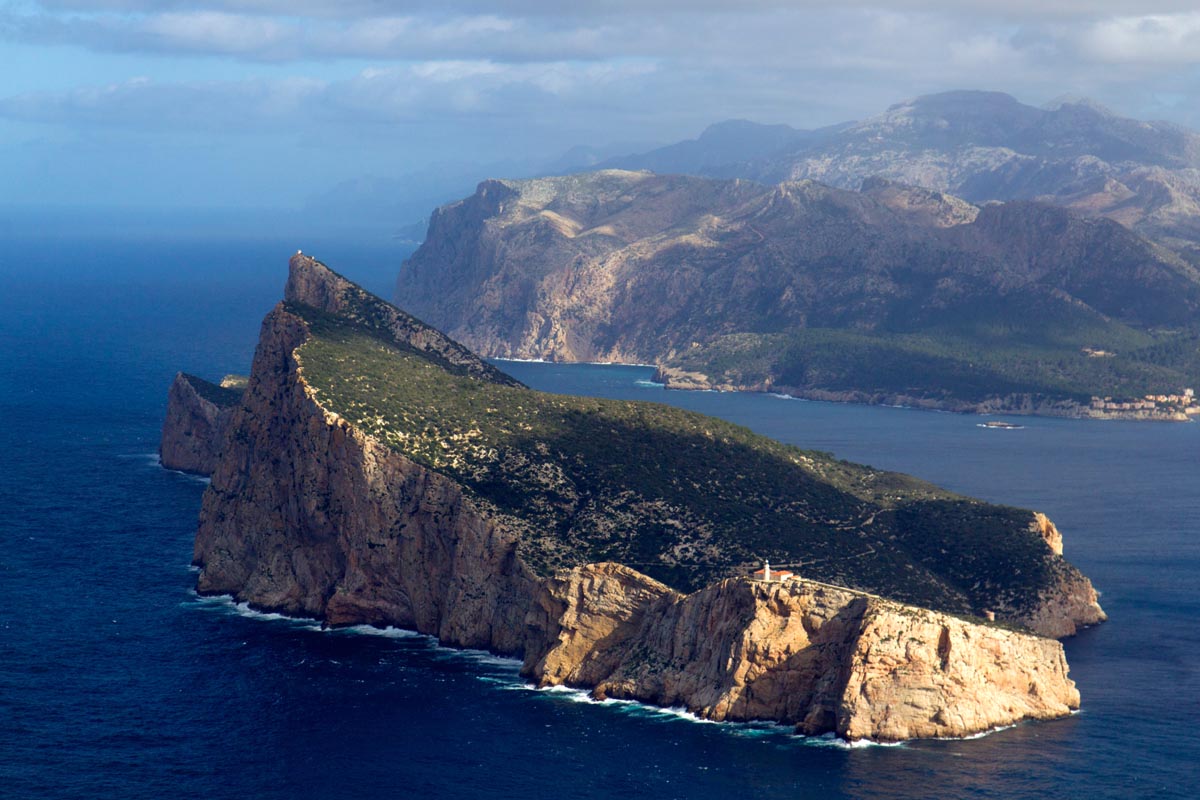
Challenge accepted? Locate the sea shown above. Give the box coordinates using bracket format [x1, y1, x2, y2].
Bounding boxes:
[1, 231, 1197, 799]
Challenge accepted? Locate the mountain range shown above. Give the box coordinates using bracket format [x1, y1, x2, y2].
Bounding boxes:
[598, 91, 1200, 259]
[396, 169, 1200, 413]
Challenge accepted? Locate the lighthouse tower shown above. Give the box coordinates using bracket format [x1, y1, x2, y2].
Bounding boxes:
[752, 559, 794, 582]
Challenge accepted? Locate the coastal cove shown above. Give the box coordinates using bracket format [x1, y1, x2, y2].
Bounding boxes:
[2, 235, 1198, 799]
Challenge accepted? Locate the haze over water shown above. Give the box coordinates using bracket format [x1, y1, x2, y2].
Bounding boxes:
[1, 234, 1197, 799]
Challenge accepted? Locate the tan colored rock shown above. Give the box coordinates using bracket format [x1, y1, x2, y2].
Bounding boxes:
[524, 567, 1080, 742]
[194, 303, 535, 653]
[1032, 511, 1064, 555]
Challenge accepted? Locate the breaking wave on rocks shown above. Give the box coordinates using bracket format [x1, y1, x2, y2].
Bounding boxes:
[184, 591, 1034, 748]
[129, 451, 213, 484]
[187, 591, 523, 665]
[522, 684, 912, 747]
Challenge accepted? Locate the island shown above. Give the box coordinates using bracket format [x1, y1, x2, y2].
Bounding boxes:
[165, 253, 1106, 742]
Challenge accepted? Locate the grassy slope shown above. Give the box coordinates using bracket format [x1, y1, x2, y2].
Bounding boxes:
[290, 293, 1068, 619]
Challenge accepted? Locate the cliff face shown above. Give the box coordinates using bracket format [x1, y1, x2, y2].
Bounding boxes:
[397, 171, 1200, 411]
[524, 564, 1080, 742]
[195, 262, 532, 652]
[184, 254, 1101, 740]
[160, 373, 243, 475]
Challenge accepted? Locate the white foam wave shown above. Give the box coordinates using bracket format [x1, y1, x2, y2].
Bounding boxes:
[455, 650, 523, 669]
[187, 593, 1010, 749]
[634, 380, 666, 388]
[187, 594, 527, 675]
[797, 732, 906, 749]
[528, 685, 798, 739]
[933, 721, 1017, 741]
[339, 624, 425, 639]
[187, 592, 322, 629]
[123, 452, 212, 484]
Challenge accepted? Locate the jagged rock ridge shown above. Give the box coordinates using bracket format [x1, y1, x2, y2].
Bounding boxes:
[397, 170, 1200, 413]
[598, 90, 1200, 254]
[175, 254, 1105, 741]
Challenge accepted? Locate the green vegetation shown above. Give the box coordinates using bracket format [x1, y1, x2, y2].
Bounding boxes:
[670, 322, 1200, 405]
[288, 286, 1077, 619]
[182, 373, 243, 407]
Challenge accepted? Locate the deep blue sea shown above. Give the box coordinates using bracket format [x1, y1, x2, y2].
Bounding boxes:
[2, 232, 1198, 799]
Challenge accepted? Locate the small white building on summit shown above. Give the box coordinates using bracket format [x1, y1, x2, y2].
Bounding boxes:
[751, 560, 795, 582]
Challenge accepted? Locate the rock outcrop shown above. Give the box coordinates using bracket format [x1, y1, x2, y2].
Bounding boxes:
[159, 373, 243, 475]
[195, 263, 531, 653]
[524, 564, 1080, 742]
[181, 254, 1103, 741]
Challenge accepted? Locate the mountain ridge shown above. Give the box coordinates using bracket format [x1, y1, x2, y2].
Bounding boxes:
[397, 170, 1200, 415]
[594, 90, 1200, 255]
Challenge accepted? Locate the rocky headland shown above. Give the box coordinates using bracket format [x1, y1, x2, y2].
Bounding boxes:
[171, 253, 1105, 741]
[395, 170, 1200, 420]
[160, 373, 245, 475]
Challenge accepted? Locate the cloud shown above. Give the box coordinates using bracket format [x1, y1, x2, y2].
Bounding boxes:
[1, 8, 610, 62]
[28, 1, 1200, 16]
[0, 59, 659, 133]
[9, 0, 1200, 211]
[1075, 13, 1200, 64]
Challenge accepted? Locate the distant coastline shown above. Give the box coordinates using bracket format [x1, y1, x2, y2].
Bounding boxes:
[495, 356, 1195, 422]
[651, 365, 1196, 422]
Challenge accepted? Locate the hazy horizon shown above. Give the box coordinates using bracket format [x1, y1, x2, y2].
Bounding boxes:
[5, 1, 1200, 220]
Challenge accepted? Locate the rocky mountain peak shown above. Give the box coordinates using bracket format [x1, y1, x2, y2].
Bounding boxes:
[288, 252, 521, 387]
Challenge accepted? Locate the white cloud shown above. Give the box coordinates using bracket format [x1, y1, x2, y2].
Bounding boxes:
[0, 59, 659, 130]
[1076, 12, 1200, 64]
[9, 0, 1200, 211]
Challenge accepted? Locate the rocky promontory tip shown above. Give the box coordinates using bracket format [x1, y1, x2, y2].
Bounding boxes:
[159, 372, 243, 475]
[171, 252, 1104, 741]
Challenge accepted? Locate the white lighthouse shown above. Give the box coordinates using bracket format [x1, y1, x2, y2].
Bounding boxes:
[752, 559, 794, 582]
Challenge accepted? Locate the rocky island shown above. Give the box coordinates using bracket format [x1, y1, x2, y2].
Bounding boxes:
[168, 254, 1105, 741]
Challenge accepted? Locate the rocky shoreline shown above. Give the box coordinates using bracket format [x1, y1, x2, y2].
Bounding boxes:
[167, 254, 1106, 742]
[652, 365, 1193, 422]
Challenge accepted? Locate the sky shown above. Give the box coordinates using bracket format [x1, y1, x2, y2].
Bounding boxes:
[4, 1, 1200, 216]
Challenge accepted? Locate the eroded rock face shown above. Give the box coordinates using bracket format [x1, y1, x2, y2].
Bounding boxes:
[159, 373, 242, 476]
[194, 304, 535, 653]
[523, 565, 1080, 742]
[1033, 512, 1065, 556]
[184, 255, 1096, 740]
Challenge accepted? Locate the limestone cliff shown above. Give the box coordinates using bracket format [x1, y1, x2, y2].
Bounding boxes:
[184, 254, 1102, 740]
[397, 170, 1200, 414]
[160, 373, 243, 475]
[524, 564, 1080, 742]
[195, 266, 531, 652]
